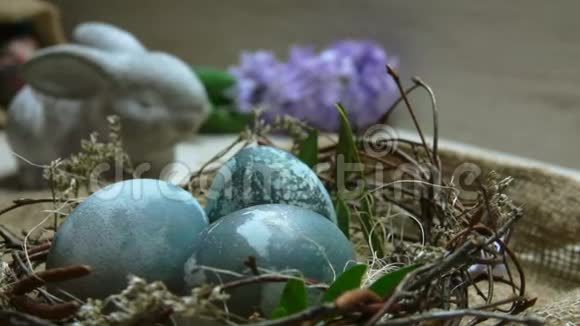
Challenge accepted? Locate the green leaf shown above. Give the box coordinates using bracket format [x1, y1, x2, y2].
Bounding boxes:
[322, 264, 367, 302]
[270, 279, 308, 319]
[359, 193, 382, 257]
[297, 129, 319, 168]
[192, 66, 236, 106]
[334, 103, 383, 257]
[335, 196, 351, 239]
[199, 105, 253, 134]
[368, 264, 419, 297]
[335, 103, 361, 168]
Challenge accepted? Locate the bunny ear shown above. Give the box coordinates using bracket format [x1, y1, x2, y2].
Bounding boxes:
[22, 45, 115, 98]
[74, 22, 146, 53]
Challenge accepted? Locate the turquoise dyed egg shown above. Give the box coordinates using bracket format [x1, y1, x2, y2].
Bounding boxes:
[205, 146, 336, 223]
[46, 179, 208, 299]
[184, 204, 356, 317]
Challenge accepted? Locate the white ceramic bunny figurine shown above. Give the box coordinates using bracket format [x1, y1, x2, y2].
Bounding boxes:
[7, 22, 210, 187]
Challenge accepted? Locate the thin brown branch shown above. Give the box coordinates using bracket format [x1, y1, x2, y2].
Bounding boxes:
[364, 238, 483, 326]
[253, 303, 337, 326]
[0, 198, 69, 217]
[378, 83, 421, 125]
[499, 239, 526, 298]
[364, 266, 425, 325]
[0, 310, 57, 326]
[376, 309, 544, 325]
[0, 224, 23, 248]
[10, 296, 79, 321]
[27, 251, 49, 263]
[219, 274, 325, 292]
[411, 237, 482, 291]
[463, 295, 523, 325]
[411, 77, 440, 171]
[25, 242, 52, 255]
[186, 135, 246, 190]
[11, 265, 92, 295]
[385, 65, 435, 166]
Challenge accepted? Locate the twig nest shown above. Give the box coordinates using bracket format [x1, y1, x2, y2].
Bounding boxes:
[184, 204, 356, 316]
[205, 146, 337, 223]
[46, 179, 208, 299]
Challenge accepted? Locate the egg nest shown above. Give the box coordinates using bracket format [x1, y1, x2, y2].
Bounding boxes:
[0, 94, 542, 324]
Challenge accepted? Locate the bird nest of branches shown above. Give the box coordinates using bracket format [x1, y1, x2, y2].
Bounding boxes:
[0, 66, 543, 325]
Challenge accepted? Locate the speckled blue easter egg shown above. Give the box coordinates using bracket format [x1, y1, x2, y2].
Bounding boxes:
[46, 179, 208, 299]
[205, 146, 336, 223]
[183, 204, 356, 317]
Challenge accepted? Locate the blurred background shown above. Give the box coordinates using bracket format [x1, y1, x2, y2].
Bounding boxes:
[4, 0, 580, 169]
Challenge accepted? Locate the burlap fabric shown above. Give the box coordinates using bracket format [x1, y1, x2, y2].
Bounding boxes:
[438, 146, 580, 325]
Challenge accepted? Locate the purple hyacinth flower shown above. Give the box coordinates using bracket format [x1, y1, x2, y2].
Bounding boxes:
[229, 40, 398, 131]
[228, 50, 282, 113]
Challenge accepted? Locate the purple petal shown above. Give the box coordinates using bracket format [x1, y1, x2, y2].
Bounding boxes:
[229, 41, 399, 131]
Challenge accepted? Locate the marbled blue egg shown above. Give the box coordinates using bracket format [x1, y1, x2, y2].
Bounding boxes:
[46, 179, 208, 299]
[184, 204, 356, 317]
[205, 146, 336, 223]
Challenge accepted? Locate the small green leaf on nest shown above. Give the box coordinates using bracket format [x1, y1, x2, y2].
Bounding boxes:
[323, 264, 367, 302]
[335, 196, 351, 239]
[270, 278, 308, 319]
[335, 103, 361, 168]
[296, 128, 319, 168]
[368, 264, 420, 297]
[335, 103, 383, 257]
